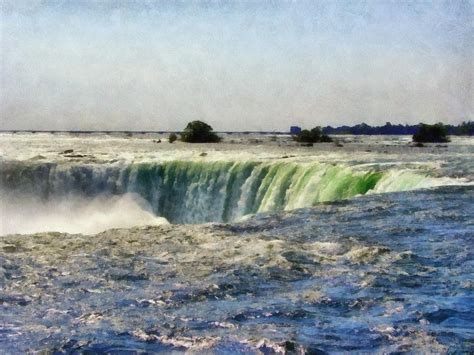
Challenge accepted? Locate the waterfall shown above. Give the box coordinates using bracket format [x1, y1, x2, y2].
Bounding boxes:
[0, 160, 462, 224]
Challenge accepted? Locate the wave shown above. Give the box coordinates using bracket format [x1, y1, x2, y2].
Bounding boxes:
[1, 160, 467, 226]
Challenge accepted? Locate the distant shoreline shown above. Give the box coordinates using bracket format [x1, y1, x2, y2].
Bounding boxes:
[1, 121, 472, 136]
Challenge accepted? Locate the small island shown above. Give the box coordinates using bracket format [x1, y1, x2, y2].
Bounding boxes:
[293, 126, 332, 144]
[180, 120, 221, 143]
[412, 123, 450, 143]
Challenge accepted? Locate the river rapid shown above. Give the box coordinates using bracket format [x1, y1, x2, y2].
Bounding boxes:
[0, 133, 473, 353]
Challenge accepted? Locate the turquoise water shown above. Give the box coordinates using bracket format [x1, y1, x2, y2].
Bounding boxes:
[0, 160, 460, 225]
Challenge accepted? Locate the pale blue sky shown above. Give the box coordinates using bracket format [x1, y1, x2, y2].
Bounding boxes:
[1, 0, 472, 131]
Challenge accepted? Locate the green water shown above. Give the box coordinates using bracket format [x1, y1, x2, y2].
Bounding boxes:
[1, 160, 448, 223]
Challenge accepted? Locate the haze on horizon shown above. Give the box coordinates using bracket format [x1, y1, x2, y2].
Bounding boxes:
[1, 0, 472, 131]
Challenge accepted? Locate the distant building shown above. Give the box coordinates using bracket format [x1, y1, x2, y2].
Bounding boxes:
[290, 126, 301, 135]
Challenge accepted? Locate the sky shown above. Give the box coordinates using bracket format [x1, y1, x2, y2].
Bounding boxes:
[1, 0, 472, 131]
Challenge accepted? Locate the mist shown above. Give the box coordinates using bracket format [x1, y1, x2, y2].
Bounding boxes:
[0, 193, 169, 235]
[1, 1, 472, 131]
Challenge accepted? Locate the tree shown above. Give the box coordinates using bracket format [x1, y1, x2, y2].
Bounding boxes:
[180, 121, 221, 143]
[456, 121, 474, 136]
[169, 133, 178, 143]
[412, 123, 449, 143]
[294, 127, 332, 143]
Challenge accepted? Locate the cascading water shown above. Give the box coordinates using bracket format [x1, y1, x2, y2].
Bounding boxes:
[0, 159, 459, 225]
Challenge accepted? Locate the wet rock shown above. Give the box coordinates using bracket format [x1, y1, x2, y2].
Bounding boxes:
[232, 313, 248, 322]
[2, 245, 18, 253]
[306, 346, 329, 354]
[284, 340, 297, 352]
[281, 251, 318, 265]
[0, 295, 31, 306]
[53, 339, 92, 352]
[76, 312, 104, 324]
[63, 154, 86, 158]
[30, 155, 46, 160]
[108, 272, 149, 282]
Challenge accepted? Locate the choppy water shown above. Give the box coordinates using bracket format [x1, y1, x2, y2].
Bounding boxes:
[0, 133, 473, 353]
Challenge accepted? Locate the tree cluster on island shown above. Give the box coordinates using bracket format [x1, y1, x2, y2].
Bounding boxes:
[293, 127, 333, 144]
[168, 133, 178, 143]
[169, 120, 221, 143]
[412, 123, 450, 144]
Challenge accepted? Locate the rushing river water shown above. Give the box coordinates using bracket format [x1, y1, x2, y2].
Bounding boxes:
[0, 133, 473, 353]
